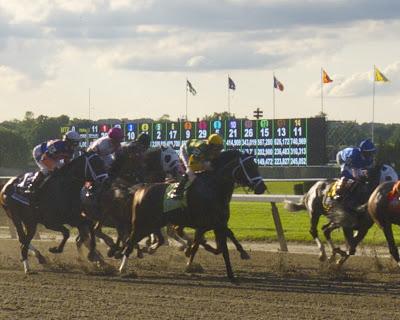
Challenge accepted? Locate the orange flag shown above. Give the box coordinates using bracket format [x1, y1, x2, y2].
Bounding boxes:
[322, 69, 333, 83]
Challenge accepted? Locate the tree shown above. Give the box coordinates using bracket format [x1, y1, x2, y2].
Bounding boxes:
[0, 127, 30, 167]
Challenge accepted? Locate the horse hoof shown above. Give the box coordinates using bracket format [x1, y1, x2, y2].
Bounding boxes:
[229, 277, 239, 284]
[114, 251, 123, 260]
[319, 253, 327, 262]
[38, 255, 47, 265]
[136, 251, 144, 259]
[240, 251, 251, 260]
[177, 245, 186, 252]
[107, 249, 116, 258]
[184, 248, 192, 258]
[185, 263, 204, 273]
[49, 247, 62, 254]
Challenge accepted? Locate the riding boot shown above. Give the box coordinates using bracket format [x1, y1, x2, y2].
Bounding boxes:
[171, 174, 189, 199]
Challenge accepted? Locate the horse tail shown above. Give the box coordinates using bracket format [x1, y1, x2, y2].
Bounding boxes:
[284, 198, 306, 212]
[0, 177, 18, 209]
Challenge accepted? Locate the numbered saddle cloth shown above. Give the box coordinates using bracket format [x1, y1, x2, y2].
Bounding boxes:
[323, 181, 339, 210]
[8, 172, 36, 206]
[163, 183, 188, 213]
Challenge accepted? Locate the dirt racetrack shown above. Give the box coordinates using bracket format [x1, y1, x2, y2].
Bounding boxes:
[1, 239, 400, 320]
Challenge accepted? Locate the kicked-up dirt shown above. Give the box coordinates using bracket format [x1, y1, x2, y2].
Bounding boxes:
[0, 239, 400, 320]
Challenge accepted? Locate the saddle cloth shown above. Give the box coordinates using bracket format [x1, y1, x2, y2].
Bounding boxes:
[163, 183, 188, 213]
[323, 181, 339, 210]
[16, 172, 36, 191]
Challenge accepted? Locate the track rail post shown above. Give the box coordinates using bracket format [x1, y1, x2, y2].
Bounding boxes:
[270, 202, 288, 252]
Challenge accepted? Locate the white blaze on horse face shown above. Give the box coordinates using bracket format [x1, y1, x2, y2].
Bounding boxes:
[23, 260, 30, 274]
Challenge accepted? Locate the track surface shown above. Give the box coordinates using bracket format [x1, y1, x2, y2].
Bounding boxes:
[1, 239, 400, 320]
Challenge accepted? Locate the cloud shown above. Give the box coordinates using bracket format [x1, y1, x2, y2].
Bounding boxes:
[0, 0, 400, 83]
[307, 61, 400, 98]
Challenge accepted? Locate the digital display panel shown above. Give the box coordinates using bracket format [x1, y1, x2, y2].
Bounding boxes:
[61, 117, 325, 166]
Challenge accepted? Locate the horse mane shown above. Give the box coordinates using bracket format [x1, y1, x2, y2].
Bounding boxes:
[213, 150, 242, 169]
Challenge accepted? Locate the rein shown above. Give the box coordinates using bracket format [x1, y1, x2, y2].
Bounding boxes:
[85, 154, 108, 182]
[218, 154, 263, 188]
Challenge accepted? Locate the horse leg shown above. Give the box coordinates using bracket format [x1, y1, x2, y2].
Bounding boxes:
[148, 229, 165, 254]
[348, 219, 373, 255]
[119, 231, 140, 273]
[48, 226, 70, 254]
[215, 228, 235, 281]
[77, 223, 102, 263]
[382, 223, 400, 268]
[186, 229, 204, 269]
[310, 211, 326, 261]
[94, 226, 117, 257]
[166, 225, 189, 251]
[11, 215, 31, 273]
[226, 228, 250, 260]
[323, 223, 347, 263]
[28, 243, 47, 265]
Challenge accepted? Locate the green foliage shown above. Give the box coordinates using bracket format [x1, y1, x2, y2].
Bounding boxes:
[0, 127, 29, 167]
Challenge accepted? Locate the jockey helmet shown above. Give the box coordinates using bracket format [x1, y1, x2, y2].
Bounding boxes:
[359, 139, 376, 153]
[207, 134, 223, 146]
[137, 132, 151, 150]
[161, 146, 180, 174]
[108, 127, 124, 142]
[64, 130, 81, 145]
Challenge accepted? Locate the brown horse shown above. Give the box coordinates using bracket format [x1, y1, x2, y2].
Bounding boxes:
[118, 150, 266, 280]
[0, 152, 107, 273]
[368, 181, 400, 267]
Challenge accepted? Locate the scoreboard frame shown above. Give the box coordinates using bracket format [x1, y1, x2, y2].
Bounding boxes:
[61, 117, 326, 166]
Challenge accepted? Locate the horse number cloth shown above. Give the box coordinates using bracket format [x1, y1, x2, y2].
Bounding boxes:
[163, 183, 188, 213]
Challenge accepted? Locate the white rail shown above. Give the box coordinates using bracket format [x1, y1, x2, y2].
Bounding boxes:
[232, 194, 302, 203]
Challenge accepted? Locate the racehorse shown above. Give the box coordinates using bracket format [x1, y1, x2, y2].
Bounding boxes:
[91, 146, 252, 261]
[118, 150, 266, 280]
[84, 145, 182, 257]
[0, 152, 107, 273]
[285, 164, 395, 266]
[368, 181, 400, 268]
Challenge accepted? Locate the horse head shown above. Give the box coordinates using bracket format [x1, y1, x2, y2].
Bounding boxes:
[215, 150, 266, 195]
[61, 151, 108, 184]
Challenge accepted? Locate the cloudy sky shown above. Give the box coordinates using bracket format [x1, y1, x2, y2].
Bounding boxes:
[0, 0, 400, 123]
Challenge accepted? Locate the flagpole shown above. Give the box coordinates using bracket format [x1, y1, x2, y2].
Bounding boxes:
[227, 75, 231, 114]
[320, 68, 324, 114]
[185, 79, 188, 120]
[372, 66, 375, 142]
[272, 72, 276, 119]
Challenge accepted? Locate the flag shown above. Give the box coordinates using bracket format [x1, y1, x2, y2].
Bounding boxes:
[228, 77, 236, 90]
[374, 67, 389, 82]
[322, 69, 333, 83]
[186, 80, 197, 95]
[273, 76, 284, 91]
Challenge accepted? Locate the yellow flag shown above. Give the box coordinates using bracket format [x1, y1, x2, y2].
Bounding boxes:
[375, 67, 389, 82]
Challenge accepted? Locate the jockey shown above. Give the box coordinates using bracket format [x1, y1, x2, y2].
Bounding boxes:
[63, 130, 82, 158]
[335, 139, 376, 198]
[28, 139, 75, 199]
[172, 133, 224, 198]
[87, 126, 124, 170]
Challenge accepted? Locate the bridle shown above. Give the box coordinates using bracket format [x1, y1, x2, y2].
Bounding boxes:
[221, 154, 263, 189]
[84, 153, 109, 182]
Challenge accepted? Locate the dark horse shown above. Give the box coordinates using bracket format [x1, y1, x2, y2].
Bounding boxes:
[368, 181, 400, 267]
[285, 164, 387, 266]
[118, 150, 266, 280]
[0, 152, 107, 273]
